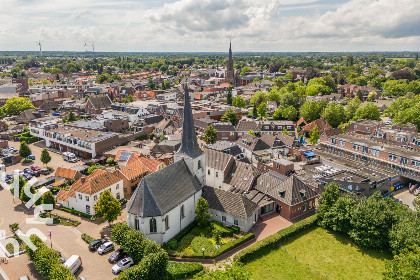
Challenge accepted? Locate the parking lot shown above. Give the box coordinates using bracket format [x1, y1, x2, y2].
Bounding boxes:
[394, 189, 417, 210]
[0, 140, 126, 280]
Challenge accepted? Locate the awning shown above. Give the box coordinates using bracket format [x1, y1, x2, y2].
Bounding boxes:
[304, 151, 316, 157]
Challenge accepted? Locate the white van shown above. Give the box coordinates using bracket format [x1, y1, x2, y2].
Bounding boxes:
[64, 255, 82, 274]
[62, 152, 78, 163]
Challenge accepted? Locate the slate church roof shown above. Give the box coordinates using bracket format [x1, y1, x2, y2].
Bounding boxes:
[127, 159, 202, 217]
[175, 84, 203, 159]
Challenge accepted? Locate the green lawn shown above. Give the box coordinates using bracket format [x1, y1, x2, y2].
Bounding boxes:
[243, 227, 392, 280]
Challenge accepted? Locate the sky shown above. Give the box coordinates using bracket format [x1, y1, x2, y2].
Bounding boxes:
[0, 0, 419, 52]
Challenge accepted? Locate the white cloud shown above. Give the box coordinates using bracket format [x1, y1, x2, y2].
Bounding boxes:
[0, 0, 419, 51]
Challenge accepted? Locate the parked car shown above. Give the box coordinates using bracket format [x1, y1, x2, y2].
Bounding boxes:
[88, 239, 108, 252]
[108, 249, 126, 264]
[77, 277, 87, 280]
[22, 173, 33, 181]
[24, 168, 34, 175]
[18, 276, 30, 280]
[112, 257, 134, 275]
[30, 165, 41, 172]
[64, 255, 82, 274]
[98, 241, 114, 255]
[26, 155, 36, 160]
[56, 251, 66, 264]
[39, 168, 52, 175]
[14, 169, 24, 176]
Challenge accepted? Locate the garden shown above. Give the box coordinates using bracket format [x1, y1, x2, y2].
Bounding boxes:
[164, 220, 254, 258]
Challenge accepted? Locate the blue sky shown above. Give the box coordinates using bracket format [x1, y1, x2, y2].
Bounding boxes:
[0, 0, 419, 52]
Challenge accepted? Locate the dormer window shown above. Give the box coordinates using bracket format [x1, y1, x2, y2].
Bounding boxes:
[300, 190, 306, 198]
[278, 191, 285, 198]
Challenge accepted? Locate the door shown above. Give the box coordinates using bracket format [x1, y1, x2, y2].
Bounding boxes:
[276, 204, 281, 214]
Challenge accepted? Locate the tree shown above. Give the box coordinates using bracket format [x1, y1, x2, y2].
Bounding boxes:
[19, 141, 31, 159]
[384, 245, 420, 280]
[250, 92, 267, 106]
[257, 102, 267, 118]
[232, 96, 245, 108]
[350, 192, 402, 249]
[37, 192, 55, 216]
[40, 148, 51, 166]
[321, 196, 356, 234]
[9, 223, 19, 235]
[195, 197, 212, 228]
[106, 157, 115, 165]
[3, 97, 36, 115]
[147, 77, 156, 90]
[248, 130, 255, 136]
[194, 262, 250, 280]
[272, 108, 283, 120]
[67, 111, 77, 122]
[226, 87, 233, 105]
[389, 218, 420, 255]
[203, 125, 218, 144]
[161, 80, 171, 90]
[252, 104, 258, 118]
[367, 91, 377, 102]
[282, 105, 298, 120]
[0, 108, 5, 120]
[317, 182, 341, 222]
[354, 103, 381, 120]
[87, 163, 103, 174]
[323, 102, 346, 127]
[345, 97, 362, 121]
[308, 125, 319, 144]
[221, 108, 239, 126]
[300, 101, 322, 123]
[281, 127, 289, 135]
[94, 190, 122, 225]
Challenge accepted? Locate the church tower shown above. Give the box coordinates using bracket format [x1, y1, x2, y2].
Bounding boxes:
[226, 40, 235, 86]
[174, 84, 205, 184]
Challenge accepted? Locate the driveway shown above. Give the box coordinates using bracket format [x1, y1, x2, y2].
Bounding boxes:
[0, 186, 126, 280]
[394, 190, 417, 210]
[253, 213, 293, 241]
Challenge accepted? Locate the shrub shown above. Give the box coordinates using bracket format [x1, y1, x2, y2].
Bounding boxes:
[81, 233, 95, 244]
[26, 235, 76, 280]
[111, 222, 132, 245]
[59, 207, 92, 219]
[191, 236, 215, 254]
[234, 215, 318, 263]
[166, 261, 203, 279]
[215, 233, 255, 256]
[117, 250, 168, 280]
[166, 239, 178, 250]
[211, 221, 234, 237]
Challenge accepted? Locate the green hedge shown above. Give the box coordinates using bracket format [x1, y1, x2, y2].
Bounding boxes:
[166, 261, 203, 279]
[234, 214, 318, 264]
[59, 206, 92, 219]
[214, 232, 255, 257]
[26, 235, 76, 280]
[116, 250, 168, 280]
[169, 220, 198, 244]
[81, 233, 95, 244]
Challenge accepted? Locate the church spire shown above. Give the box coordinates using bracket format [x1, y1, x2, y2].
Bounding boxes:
[175, 84, 203, 159]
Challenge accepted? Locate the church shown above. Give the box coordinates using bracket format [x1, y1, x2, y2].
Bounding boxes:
[126, 84, 205, 245]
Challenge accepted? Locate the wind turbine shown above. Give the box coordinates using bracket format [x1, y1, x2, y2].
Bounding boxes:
[36, 40, 43, 56]
[90, 41, 95, 52]
[83, 42, 88, 52]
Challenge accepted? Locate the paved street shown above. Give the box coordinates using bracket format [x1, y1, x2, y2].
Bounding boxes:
[0, 185, 126, 280]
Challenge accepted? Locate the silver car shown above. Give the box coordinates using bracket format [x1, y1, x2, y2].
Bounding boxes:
[97, 241, 114, 255]
[112, 257, 134, 274]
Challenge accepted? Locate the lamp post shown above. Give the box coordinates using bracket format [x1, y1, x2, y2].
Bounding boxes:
[202, 247, 205, 259]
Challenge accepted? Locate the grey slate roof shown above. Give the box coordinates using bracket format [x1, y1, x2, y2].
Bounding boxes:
[206, 141, 243, 157]
[175, 84, 203, 159]
[212, 122, 236, 132]
[88, 96, 112, 110]
[236, 134, 270, 152]
[127, 159, 202, 217]
[236, 120, 259, 132]
[151, 140, 181, 155]
[228, 161, 261, 193]
[202, 186, 258, 219]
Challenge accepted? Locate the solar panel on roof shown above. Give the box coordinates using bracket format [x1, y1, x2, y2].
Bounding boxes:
[120, 152, 134, 161]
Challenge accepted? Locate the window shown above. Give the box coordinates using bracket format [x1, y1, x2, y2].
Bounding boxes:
[116, 193, 120, 200]
[309, 201, 312, 209]
[198, 160, 202, 169]
[116, 185, 119, 189]
[222, 216, 226, 222]
[85, 196, 89, 201]
[216, 172, 219, 178]
[78, 194, 82, 200]
[181, 205, 185, 219]
[149, 218, 157, 233]
[230, 132, 235, 136]
[134, 216, 139, 230]
[234, 219, 238, 226]
[389, 154, 398, 161]
[165, 216, 169, 230]
[94, 195, 97, 201]
[208, 169, 211, 175]
[303, 203, 307, 212]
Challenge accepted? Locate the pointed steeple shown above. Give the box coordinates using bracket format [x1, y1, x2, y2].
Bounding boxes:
[175, 84, 203, 159]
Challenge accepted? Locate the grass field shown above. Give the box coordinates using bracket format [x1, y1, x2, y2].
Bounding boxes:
[243, 227, 392, 280]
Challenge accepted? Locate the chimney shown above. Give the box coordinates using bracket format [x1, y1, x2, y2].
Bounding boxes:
[81, 176, 86, 183]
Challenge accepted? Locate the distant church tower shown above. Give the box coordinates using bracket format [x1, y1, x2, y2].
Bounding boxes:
[173, 84, 205, 184]
[226, 40, 235, 86]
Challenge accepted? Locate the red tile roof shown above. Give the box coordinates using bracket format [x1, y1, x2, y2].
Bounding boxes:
[68, 169, 121, 197]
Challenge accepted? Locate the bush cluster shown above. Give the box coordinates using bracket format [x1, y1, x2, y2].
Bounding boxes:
[59, 206, 92, 219]
[166, 261, 203, 279]
[81, 233, 95, 244]
[234, 215, 318, 263]
[111, 222, 169, 280]
[26, 235, 76, 280]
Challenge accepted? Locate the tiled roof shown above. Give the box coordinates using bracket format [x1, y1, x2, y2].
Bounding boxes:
[68, 169, 121, 197]
[206, 149, 234, 171]
[56, 189, 69, 202]
[115, 150, 141, 161]
[55, 167, 78, 179]
[236, 120, 259, 132]
[302, 118, 332, 132]
[127, 159, 202, 217]
[212, 122, 236, 132]
[138, 155, 165, 172]
[119, 157, 149, 180]
[202, 186, 258, 219]
[236, 134, 270, 152]
[88, 96, 112, 110]
[228, 161, 261, 193]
